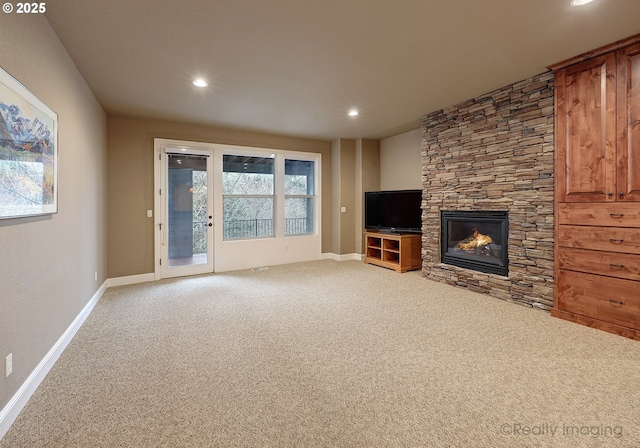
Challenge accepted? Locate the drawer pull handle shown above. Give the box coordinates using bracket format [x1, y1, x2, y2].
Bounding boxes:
[609, 238, 624, 244]
[609, 299, 624, 306]
[609, 213, 624, 218]
[609, 263, 624, 269]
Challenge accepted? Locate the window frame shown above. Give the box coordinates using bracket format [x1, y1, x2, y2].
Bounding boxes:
[221, 148, 319, 241]
[222, 153, 276, 240]
[284, 158, 316, 236]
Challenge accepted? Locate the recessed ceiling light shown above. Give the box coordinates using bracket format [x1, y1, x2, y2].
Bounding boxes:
[348, 109, 359, 117]
[193, 79, 208, 87]
[570, 0, 594, 6]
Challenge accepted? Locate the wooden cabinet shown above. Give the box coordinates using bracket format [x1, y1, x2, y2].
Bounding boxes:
[557, 224, 640, 254]
[550, 35, 640, 340]
[617, 43, 640, 202]
[556, 270, 640, 332]
[364, 232, 421, 273]
[555, 53, 617, 203]
[555, 41, 640, 203]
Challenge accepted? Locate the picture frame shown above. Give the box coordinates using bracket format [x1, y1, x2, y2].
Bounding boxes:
[0, 66, 58, 219]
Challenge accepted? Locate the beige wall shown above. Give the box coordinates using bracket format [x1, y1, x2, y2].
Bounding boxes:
[331, 139, 381, 255]
[338, 139, 356, 255]
[0, 14, 415, 417]
[0, 15, 107, 410]
[380, 129, 422, 190]
[330, 139, 357, 255]
[107, 116, 332, 277]
[330, 139, 341, 254]
[355, 139, 380, 253]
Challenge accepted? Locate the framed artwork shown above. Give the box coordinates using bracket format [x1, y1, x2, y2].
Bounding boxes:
[0, 66, 58, 219]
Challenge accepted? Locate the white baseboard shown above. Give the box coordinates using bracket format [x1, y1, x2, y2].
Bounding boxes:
[107, 273, 155, 288]
[0, 280, 108, 441]
[321, 252, 363, 262]
[1, 257, 368, 440]
[0, 270, 173, 440]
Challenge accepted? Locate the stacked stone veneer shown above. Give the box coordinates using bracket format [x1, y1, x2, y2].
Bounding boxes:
[421, 71, 554, 310]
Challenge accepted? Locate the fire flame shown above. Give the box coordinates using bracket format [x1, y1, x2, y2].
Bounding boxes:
[456, 227, 492, 250]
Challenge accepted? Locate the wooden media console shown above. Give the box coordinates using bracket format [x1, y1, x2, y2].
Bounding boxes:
[364, 232, 422, 273]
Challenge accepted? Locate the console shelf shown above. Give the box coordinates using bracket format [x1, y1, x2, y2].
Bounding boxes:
[364, 232, 421, 273]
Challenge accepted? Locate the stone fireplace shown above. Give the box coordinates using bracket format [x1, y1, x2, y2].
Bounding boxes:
[421, 71, 555, 310]
[441, 211, 508, 276]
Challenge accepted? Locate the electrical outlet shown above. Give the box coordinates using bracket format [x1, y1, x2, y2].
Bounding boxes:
[6, 353, 12, 378]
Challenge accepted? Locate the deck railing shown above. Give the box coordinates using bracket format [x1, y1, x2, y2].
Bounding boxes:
[192, 218, 312, 247]
[223, 218, 311, 239]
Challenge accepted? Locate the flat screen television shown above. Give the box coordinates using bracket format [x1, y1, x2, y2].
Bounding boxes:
[364, 190, 422, 234]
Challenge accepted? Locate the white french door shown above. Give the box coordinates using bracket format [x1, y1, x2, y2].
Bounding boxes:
[155, 140, 215, 279]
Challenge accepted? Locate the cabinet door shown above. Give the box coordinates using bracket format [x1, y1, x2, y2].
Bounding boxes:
[617, 43, 640, 202]
[556, 53, 617, 202]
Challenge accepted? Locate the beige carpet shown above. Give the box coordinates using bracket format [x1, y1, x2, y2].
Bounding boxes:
[2, 260, 639, 447]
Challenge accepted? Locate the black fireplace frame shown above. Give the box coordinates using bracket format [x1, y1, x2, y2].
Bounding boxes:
[440, 210, 509, 276]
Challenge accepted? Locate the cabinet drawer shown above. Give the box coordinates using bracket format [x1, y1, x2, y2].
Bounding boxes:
[556, 270, 640, 329]
[557, 247, 640, 281]
[558, 203, 640, 227]
[558, 225, 640, 254]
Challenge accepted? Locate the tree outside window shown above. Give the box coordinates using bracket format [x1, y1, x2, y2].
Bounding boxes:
[222, 155, 316, 240]
[284, 159, 315, 235]
[222, 155, 274, 240]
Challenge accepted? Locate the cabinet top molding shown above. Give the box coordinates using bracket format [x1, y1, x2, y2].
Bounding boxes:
[548, 32, 640, 71]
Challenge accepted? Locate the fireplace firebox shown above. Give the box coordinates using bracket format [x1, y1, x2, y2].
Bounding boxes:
[441, 211, 508, 276]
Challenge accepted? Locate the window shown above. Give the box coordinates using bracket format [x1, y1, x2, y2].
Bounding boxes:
[284, 159, 315, 235]
[222, 155, 274, 240]
[222, 152, 318, 241]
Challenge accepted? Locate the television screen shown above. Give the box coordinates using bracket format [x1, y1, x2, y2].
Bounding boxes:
[364, 190, 422, 233]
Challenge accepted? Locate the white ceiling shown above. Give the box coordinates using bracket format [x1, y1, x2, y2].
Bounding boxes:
[44, 0, 640, 141]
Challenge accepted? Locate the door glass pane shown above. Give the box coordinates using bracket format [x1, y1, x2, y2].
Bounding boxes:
[167, 154, 208, 267]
